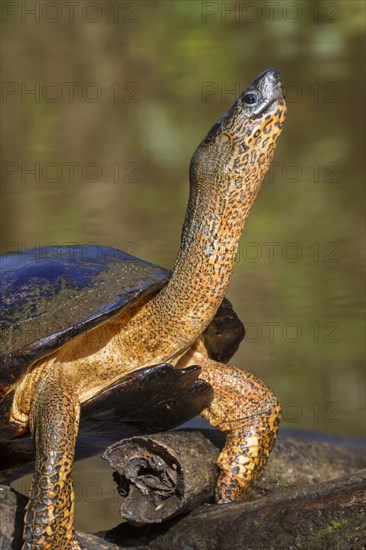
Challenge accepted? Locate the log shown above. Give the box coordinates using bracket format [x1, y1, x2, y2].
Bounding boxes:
[1, 433, 365, 549]
[101, 469, 366, 550]
[103, 429, 366, 525]
[103, 431, 219, 525]
[1, 469, 365, 550]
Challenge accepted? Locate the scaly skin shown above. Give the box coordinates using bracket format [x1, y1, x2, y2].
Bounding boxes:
[9, 70, 287, 547]
[180, 340, 282, 501]
[23, 368, 82, 549]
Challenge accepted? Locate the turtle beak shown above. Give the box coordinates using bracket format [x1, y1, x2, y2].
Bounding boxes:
[251, 69, 284, 115]
[254, 69, 283, 100]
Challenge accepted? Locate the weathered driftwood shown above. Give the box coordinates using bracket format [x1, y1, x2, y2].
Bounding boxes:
[103, 431, 219, 525]
[2, 469, 365, 550]
[101, 469, 366, 550]
[1, 434, 365, 549]
[103, 429, 366, 525]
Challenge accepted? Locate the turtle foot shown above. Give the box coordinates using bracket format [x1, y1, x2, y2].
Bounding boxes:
[214, 417, 280, 503]
[197, 360, 281, 503]
[22, 531, 83, 550]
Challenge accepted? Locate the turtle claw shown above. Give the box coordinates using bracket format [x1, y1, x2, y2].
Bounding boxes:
[22, 533, 83, 550]
[68, 532, 84, 550]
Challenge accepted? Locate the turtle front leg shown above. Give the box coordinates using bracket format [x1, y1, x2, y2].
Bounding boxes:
[198, 358, 281, 503]
[23, 368, 82, 549]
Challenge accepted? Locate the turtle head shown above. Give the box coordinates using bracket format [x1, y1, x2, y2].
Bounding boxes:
[190, 69, 287, 202]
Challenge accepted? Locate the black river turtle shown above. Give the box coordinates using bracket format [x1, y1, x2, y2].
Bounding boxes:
[0, 69, 287, 549]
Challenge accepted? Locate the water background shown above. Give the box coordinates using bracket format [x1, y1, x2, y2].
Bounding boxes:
[2, 0, 365, 532]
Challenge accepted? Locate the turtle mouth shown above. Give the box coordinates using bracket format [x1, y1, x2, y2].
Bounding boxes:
[253, 96, 286, 117]
[243, 68, 285, 117]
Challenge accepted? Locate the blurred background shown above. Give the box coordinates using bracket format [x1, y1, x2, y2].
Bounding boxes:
[2, 0, 365, 533]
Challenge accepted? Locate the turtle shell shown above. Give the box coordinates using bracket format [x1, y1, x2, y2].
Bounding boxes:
[0, 246, 170, 391]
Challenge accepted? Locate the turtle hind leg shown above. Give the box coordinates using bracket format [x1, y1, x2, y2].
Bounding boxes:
[23, 366, 82, 549]
[197, 358, 281, 502]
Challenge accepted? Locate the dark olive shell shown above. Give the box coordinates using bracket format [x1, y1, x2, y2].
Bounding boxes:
[0, 246, 170, 391]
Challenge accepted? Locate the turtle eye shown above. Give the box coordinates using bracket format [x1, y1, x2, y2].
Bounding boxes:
[243, 92, 259, 105]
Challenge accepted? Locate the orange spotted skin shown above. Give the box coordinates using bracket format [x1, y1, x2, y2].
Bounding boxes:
[9, 70, 287, 548]
[23, 367, 81, 549]
[181, 340, 281, 502]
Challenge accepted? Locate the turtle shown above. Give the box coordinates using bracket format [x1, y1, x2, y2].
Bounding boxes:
[0, 68, 287, 549]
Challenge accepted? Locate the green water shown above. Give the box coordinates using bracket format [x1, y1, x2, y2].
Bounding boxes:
[2, 0, 365, 533]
